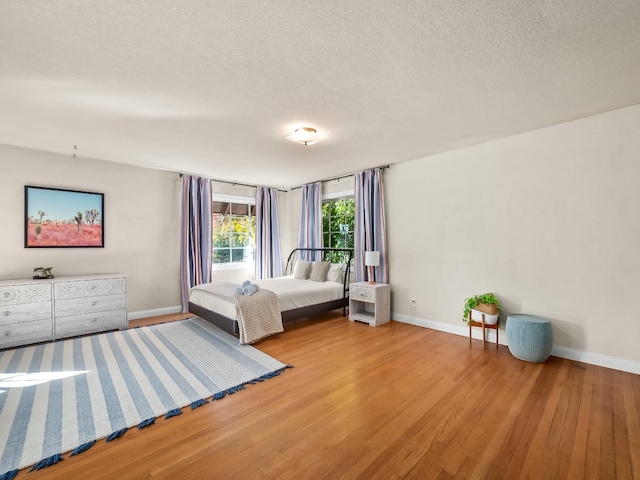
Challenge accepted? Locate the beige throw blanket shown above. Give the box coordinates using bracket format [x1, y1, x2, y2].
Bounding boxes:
[233, 289, 283, 344]
[194, 283, 283, 344]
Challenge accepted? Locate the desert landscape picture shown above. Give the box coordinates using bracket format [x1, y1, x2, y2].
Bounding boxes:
[25, 186, 104, 248]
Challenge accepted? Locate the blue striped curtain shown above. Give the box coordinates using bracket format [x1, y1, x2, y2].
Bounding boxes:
[180, 176, 212, 312]
[297, 182, 323, 261]
[255, 187, 283, 279]
[354, 169, 388, 283]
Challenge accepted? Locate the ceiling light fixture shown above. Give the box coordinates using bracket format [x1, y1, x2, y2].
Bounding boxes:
[286, 127, 321, 146]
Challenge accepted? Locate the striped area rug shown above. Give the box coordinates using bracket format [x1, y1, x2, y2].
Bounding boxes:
[0, 317, 289, 479]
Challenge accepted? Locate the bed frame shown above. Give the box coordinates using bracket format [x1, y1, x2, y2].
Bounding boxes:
[188, 248, 353, 336]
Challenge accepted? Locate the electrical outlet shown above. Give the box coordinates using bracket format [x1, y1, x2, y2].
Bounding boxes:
[411, 298, 416, 308]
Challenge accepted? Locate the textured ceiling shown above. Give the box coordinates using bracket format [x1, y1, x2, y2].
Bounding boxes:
[1, 1, 639, 188]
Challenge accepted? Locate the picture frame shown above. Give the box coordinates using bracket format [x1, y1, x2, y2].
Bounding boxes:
[25, 185, 105, 248]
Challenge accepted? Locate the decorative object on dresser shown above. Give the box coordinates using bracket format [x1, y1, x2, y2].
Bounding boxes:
[33, 266, 54, 279]
[25, 185, 104, 248]
[364, 250, 380, 284]
[0, 274, 127, 349]
[349, 281, 390, 326]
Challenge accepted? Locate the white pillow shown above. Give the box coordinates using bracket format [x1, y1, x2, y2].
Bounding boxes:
[309, 261, 331, 282]
[327, 263, 345, 283]
[293, 260, 312, 279]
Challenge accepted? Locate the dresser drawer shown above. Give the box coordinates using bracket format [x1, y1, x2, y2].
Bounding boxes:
[350, 285, 375, 302]
[0, 319, 53, 347]
[55, 278, 126, 299]
[55, 294, 127, 317]
[0, 283, 51, 306]
[0, 302, 52, 325]
[55, 309, 127, 336]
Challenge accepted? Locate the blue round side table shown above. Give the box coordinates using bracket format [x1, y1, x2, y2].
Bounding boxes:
[506, 314, 553, 362]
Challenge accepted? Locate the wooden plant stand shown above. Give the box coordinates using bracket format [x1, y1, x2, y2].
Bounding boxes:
[469, 311, 498, 348]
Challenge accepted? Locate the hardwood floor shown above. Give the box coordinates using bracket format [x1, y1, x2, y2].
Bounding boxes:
[27, 312, 640, 479]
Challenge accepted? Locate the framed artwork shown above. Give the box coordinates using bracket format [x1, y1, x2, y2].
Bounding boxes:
[25, 186, 104, 248]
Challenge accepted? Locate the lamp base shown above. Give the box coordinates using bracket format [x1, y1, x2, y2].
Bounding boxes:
[367, 266, 376, 285]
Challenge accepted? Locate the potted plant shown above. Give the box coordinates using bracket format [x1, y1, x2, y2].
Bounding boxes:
[463, 293, 501, 325]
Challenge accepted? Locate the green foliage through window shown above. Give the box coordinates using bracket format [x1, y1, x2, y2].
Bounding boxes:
[212, 203, 256, 265]
[322, 197, 355, 262]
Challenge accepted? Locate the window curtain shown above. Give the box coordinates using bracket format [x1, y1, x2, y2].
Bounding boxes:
[180, 175, 213, 312]
[255, 186, 283, 279]
[354, 168, 388, 283]
[297, 182, 323, 261]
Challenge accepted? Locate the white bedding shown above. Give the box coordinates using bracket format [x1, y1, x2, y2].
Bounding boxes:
[189, 275, 344, 320]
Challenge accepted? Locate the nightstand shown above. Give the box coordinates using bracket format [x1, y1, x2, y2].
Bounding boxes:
[349, 282, 390, 327]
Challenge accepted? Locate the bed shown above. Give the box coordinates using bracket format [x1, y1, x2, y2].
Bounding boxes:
[188, 248, 353, 336]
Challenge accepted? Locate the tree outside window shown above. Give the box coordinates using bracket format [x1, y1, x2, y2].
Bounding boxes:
[212, 202, 255, 265]
[322, 197, 355, 262]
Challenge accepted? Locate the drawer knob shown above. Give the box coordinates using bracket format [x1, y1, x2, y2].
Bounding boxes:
[91, 285, 97, 290]
[2, 292, 10, 298]
[91, 301, 98, 306]
[92, 318, 98, 323]
[3, 311, 9, 317]
[3, 330, 8, 337]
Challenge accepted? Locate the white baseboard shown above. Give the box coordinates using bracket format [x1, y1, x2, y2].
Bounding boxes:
[393, 312, 507, 345]
[392, 312, 640, 375]
[128, 305, 183, 321]
[549, 345, 640, 375]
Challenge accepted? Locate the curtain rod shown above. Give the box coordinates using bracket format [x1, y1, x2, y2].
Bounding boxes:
[179, 174, 287, 193]
[289, 165, 390, 190]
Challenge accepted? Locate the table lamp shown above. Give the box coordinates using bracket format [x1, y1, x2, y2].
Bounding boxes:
[364, 251, 380, 284]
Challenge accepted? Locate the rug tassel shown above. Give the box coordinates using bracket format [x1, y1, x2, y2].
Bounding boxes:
[138, 417, 156, 429]
[211, 365, 293, 401]
[227, 384, 245, 395]
[258, 371, 281, 380]
[0, 469, 18, 480]
[190, 398, 209, 409]
[164, 408, 183, 419]
[105, 428, 128, 442]
[69, 440, 96, 457]
[29, 453, 63, 471]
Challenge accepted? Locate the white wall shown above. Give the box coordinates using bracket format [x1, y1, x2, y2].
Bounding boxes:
[0, 144, 181, 314]
[386, 104, 640, 363]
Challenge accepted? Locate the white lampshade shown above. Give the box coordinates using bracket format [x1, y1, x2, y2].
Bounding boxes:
[365, 251, 380, 267]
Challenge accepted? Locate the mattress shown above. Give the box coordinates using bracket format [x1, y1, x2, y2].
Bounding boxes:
[189, 276, 344, 320]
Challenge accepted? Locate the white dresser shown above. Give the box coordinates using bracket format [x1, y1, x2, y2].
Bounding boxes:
[0, 274, 127, 349]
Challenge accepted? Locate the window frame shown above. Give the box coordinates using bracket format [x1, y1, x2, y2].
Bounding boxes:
[322, 190, 355, 255]
[212, 193, 256, 271]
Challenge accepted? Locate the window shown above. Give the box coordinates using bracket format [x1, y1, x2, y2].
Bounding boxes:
[212, 197, 256, 267]
[322, 196, 355, 262]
